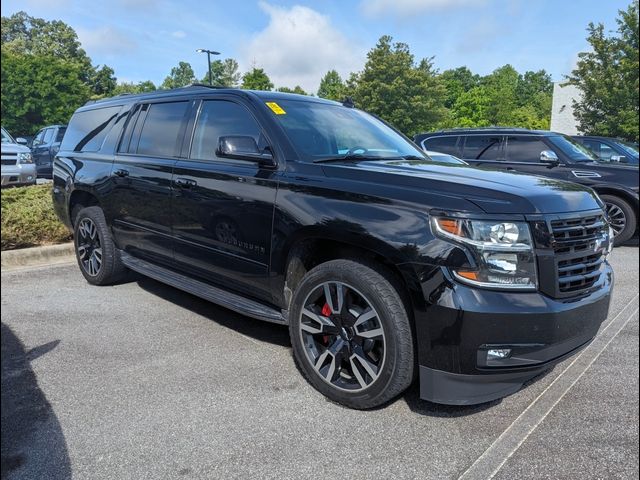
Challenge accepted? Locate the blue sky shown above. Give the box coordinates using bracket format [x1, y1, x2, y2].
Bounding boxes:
[1, 0, 632, 93]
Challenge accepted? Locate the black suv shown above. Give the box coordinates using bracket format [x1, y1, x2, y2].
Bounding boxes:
[415, 128, 639, 244]
[31, 124, 67, 178]
[53, 88, 613, 409]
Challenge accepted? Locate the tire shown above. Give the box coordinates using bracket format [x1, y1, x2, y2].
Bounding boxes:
[289, 259, 414, 409]
[601, 194, 636, 246]
[73, 206, 126, 285]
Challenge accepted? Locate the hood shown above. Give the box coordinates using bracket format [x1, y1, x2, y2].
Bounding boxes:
[1, 142, 31, 154]
[322, 160, 603, 215]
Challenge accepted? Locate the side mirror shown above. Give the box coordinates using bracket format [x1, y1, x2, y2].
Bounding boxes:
[540, 150, 559, 166]
[216, 136, 275, 166]
[610, 155, 627, 163]
[15, 137, 28, 145]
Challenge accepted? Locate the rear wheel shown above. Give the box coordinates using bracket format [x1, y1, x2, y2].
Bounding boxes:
[74, 206, 126, 285]
[289, 259, 414, 409]
[601, 194, 636, 245]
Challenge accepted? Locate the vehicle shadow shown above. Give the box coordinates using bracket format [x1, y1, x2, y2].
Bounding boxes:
[1, 323, 70, 480]
[133, 273, 291, 348]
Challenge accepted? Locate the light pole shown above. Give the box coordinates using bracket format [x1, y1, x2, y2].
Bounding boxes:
[196, 48, 220, 86]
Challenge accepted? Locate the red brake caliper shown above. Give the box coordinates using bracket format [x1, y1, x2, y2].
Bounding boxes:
[321, 303, 332, 344]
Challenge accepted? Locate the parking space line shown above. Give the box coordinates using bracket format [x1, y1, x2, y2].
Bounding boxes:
[459, 296, 639, 480]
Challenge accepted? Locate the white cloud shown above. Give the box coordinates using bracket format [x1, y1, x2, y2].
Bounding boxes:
[171, 30, 187, 39]
[362, 0, 488, 17]
[77, 26, 137, 56]
[240, 2, 364, 94]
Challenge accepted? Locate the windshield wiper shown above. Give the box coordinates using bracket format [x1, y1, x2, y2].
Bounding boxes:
[313, 154, 383, 164]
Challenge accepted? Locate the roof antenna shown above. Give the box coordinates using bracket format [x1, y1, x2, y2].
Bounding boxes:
[342, 96, 355, 108]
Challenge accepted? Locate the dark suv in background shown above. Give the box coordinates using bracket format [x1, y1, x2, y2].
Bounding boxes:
[31, 124, 66, 178]
[53, 88, 613, 409]
[572, 135, 639, 165]
[415, 128, 639, 244]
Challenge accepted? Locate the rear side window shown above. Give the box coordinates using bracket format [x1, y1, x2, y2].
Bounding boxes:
[423, 136, 461, 156]
[505, 136, 549, 162]
[462, 135, 503, 160]
[61, 106, 122, 152]
[190, 100, 262, 161]
[136, 102, 189, 157]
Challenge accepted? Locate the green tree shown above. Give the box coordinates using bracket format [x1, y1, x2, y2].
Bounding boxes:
[568, 0, 639, 141]
[113, 80, 156, 96]
[201, 58, 241, 87]
[161, 61, 196, 89]
[439, 66, 480, 109]
[348, 35, 447, 136]
[276, 85, 308, 95]
[241, 68, 273, 90]
[1, 50, 90, 135]
[317, 70, 345, 100]
[89, 65, 117, 98]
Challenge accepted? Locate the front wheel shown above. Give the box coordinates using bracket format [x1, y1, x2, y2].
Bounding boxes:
[289, 259, 414, 409]
[601, 194, 636, 245]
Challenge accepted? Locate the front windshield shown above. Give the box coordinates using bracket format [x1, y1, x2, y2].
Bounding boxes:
[617, 141, 639, 157]
[1, 127, 15, 144]
[268, 100, 427, 162]
[547, 135, 599, 162]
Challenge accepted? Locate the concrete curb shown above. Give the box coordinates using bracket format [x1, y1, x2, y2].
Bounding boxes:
[1, 243, 75, 269]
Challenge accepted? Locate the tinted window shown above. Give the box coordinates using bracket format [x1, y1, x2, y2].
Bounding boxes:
[547, 135, 598, 161]
[423, 136, 461, 156]
[42, 128, 54, 144]
[55, 127, 66, 143]
[137, 102, 189, 157]
[190, 101, 262, 161]
[504, 136, 551, 162]
[61, 106, 122, 152]
[463, 135, 503, 160]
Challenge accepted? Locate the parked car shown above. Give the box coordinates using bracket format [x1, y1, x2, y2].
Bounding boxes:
[1, 127, 36, 187]
[424, 150, 468, 165]
[53, 88, 613, 409]
[415, 128, 639, 244]
[31, 124, 67, 178]
[572, 135, 639, 165]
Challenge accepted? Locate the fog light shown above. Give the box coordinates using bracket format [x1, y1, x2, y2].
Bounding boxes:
[487, 348, 511, 360]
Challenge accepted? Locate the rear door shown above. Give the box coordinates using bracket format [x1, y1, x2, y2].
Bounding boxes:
[459, 134, 505, 166]
[109, 99, 192, 267]
[171, 97, 277, 303]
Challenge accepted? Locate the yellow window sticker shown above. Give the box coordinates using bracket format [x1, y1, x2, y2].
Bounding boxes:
[266, 102, 286, 115]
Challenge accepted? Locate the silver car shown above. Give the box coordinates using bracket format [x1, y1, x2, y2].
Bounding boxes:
[1, 127, 36, 187]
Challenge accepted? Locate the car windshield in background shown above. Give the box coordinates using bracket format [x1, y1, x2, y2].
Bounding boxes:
[548, 135, 599, 162]
[269, 100, 427, 163]
[618, 141, 639, 157]
[1, 127, 15, 144]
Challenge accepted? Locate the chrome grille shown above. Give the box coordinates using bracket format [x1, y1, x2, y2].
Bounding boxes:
[550, 214, 608, 296]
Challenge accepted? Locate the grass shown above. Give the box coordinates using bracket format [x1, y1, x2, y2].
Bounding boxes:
[1, 184, 72, 250]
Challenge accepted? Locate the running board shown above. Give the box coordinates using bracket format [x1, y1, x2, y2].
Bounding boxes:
[120, 252, 287, 325]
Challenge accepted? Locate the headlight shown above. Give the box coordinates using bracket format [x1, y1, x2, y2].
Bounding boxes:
[17, 152, 33, 164]
[432, 217, 538, 290]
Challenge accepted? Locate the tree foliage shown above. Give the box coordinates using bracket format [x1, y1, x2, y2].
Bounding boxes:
[1, 49, 90, 135]
[201, 58, 241, 87]
[113, 80, 156, 96]
[276, 85, 308, 95]
[317, 70, 346, 101]
[568, 0, 639, 141]
[348, 36, 447, 136]
[161, 61, 196, 89]
[241, 68, 274, 91]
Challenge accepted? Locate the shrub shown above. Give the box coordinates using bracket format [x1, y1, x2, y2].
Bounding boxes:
[1, 184, 71, 250]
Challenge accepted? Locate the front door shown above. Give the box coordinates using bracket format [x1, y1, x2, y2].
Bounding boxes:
[31, 127, 54, 176]
[109, 99, 191, 267]
[171, 98, 277, 303]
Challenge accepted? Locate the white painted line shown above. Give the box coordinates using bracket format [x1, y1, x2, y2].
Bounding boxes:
[459, 296, 640, 480]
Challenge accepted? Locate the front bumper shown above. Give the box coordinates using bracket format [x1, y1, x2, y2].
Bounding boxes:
[413, 263, 613, 405]
[1, 164, 37, 187]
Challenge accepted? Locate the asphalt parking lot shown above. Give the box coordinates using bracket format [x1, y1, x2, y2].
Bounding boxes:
[1, 244, 638, 480]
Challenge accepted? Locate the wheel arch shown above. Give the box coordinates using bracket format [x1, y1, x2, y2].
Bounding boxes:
[68, 188, 102, 227]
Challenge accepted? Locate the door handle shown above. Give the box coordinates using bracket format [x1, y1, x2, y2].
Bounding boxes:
[174, 177, 197, 189]
[114, 169, 129, 177]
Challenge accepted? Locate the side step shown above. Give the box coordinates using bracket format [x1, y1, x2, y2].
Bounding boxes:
[120, 251, 287, 325]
